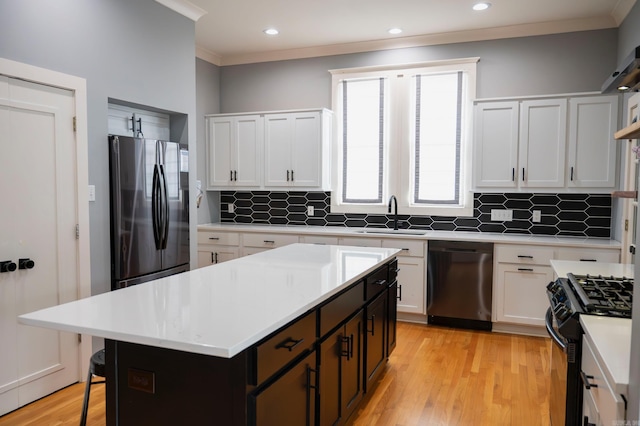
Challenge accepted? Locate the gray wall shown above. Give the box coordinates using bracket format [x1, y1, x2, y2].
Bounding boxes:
[196, 57, 221, 224]
[0, 0, 197, 298]
[219, 29, 617, 113]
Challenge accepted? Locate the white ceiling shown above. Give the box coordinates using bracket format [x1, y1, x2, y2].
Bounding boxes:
[175, 0, 636, 66]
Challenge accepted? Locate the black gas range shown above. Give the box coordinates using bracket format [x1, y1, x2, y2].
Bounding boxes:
[546, 273, 634, 426]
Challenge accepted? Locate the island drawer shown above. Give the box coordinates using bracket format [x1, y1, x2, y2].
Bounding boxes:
[253, 311, 316, 385]
[319, 281, 364, 337]
[365, 264, 389, 301]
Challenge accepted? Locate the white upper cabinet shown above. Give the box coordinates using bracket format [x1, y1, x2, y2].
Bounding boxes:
[474, 94, 618, 192]
[264, 109, 332, 189]
[473, 101, 519, 188]
[206, 115, 263, 190]
[519, 99, 567, 188]
[567, 96, 618, 188]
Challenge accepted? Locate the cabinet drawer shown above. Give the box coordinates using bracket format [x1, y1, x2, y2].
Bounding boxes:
[300, 235, 339, 245]
[556, 248, 620, 263]
[338, 237, 382, 247]
[319, 281, 364, 337]
[382, 239, 425, 257]
[365, 265, 389, 301]
[197, 231, 239, 246]
[253, 311, 316, 385]
[243, 233, 299, 248]
[495, 244, 554, 265]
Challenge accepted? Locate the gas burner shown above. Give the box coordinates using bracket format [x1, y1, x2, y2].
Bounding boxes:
[566, 273, 634, 319]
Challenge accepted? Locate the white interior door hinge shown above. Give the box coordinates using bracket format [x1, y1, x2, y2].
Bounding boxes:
[73, 116, 77, 132]
[75, 224, 80, 239]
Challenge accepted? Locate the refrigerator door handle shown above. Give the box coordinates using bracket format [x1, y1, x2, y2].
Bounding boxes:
[159, 164, 169, 249]
[152, 164, 162, 250]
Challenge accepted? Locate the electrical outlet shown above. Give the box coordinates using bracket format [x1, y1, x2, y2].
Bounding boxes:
[307, 206, 314, 216]
[490, 209, 513, 221]
[228, 203, 235, 213]
[532, 210, 541, 223]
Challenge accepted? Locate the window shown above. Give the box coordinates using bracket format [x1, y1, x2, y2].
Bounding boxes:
[330, 59, 477, 216]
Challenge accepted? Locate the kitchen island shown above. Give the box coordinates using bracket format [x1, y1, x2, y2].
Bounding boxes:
[19, 243, 400, 425]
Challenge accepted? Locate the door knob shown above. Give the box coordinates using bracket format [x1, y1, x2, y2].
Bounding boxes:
[1, 261, 17, 273]
[19, 258, 35, 270]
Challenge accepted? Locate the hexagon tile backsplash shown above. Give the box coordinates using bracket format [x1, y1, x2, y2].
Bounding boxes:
[220, 192, 611, 238]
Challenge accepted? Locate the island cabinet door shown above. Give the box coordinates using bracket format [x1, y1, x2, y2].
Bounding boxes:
[364, 290, 387, 392]
[252, 350, 317, 426]
[318, 310, 364, 426]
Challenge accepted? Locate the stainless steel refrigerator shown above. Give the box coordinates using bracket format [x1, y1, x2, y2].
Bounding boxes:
[108, 135, 190, 290]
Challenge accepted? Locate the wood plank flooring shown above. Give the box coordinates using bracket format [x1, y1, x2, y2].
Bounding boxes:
[0, 322, 550, 426]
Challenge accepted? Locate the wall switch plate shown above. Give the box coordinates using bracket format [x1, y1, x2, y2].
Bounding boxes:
[490, 209, 513, 221]
[307, 206, 314, 216]
[228, 203, 234, 213]
[532, 210, 541, 223]
[88, 185, 95, 202]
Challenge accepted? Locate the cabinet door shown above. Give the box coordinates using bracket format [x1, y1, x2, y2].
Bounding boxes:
[494, 264, 553, 326]
[207, 116, 233, 188]
[233, 115, 263, 187]
[395, 256, 425, 315]
[197, 249, 214, 268]
[254, 350, 317, 426]
[364, 291, 387, 391]
[567, 96, 618, 188]
[264, 114, 293, 187]
[342, 312, 363, 421]
[291, 111, 322, 187]
[319, 328, 341, 426]
[206, 115, 262, 189]
[473, 101, 519, 188]
[386, 282, 397, 357]
[519, 99, 567, 188]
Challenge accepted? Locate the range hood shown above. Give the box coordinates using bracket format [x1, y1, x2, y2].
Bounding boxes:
[602, 46, 640, 93]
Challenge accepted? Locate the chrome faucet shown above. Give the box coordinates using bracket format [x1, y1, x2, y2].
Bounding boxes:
[388, 195, 398, 230]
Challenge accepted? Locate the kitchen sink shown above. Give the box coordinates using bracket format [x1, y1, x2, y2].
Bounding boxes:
[356, 229, 427, 236]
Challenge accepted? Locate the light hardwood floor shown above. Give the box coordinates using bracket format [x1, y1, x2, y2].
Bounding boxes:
[0, 322, 550, 426]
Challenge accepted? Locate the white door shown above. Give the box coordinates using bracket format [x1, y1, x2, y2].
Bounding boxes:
[567, 96, 618, 188]
[291, 111, 321, 187]
[0, 75, 80, 415]
[473, 101, 519, 188]
[519, 99, 567, 188]
[264, 114, 293, 187]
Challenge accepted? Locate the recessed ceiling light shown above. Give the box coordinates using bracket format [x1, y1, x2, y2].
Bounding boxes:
[472, 2, 491, 11]
[264, 28, 279, 35]
[388, 28, 403, 35]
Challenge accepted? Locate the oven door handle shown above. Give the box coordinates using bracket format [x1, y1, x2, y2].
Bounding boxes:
[545, 308, 567, 351]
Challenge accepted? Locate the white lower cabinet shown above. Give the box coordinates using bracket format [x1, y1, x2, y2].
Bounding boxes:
[493, 244, 621, 329]
[582, 336, 626, 425]
[494, 263, 553, 326]
[382, 239, 426, 315]
[197, 231, 240, 268]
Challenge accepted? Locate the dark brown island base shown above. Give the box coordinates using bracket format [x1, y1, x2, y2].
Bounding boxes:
[105, 258, 398, 425]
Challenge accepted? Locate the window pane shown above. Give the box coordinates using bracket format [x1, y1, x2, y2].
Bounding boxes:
[342, 78, 384, 203]
[414, 72, 462, 204]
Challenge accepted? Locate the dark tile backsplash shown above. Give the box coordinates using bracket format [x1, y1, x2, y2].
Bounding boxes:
[220, 192, 611, 238]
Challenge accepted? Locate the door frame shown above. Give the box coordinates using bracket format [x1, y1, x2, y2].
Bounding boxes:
[0, 57, 92, 379]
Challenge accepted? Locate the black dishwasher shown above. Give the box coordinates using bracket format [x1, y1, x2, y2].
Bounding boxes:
[427, 240, 494, 331]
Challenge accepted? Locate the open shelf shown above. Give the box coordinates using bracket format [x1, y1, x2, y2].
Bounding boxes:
[615, 120, 640, 140]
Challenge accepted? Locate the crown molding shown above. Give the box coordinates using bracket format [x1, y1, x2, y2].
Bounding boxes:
[155, 0, 207, 21]
[200, 16, 616, 66]
[612, 0, 637, 25]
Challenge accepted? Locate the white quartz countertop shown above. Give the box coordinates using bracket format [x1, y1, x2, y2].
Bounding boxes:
[19, 244, 400, 358]
[550, 260, 634, 279]
[198, 223, 621, 249]
[580, 315, 632, 395]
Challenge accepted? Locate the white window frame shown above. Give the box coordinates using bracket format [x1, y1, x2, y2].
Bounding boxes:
[330, 58, 478, 217]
